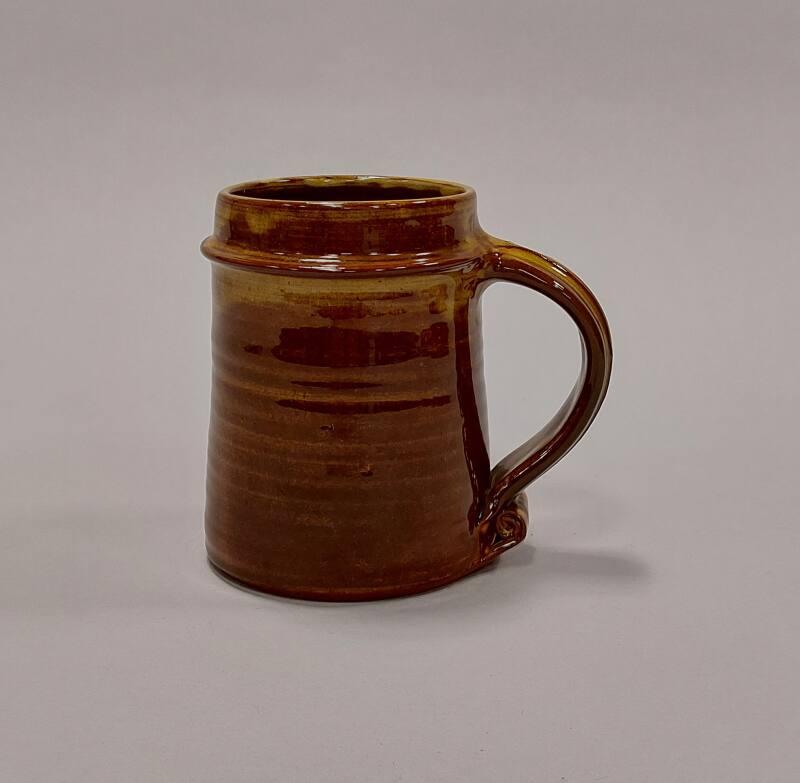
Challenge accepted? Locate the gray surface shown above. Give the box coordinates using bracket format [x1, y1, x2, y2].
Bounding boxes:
[2, 1, 799, 780]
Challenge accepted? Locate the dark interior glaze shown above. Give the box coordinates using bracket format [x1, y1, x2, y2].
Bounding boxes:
[232, 181, 463, 202]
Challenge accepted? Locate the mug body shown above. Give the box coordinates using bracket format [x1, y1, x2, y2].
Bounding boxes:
[202, 176, 524, 600]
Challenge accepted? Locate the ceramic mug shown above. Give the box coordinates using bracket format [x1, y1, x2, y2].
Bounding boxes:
[201, 176, 612, 600]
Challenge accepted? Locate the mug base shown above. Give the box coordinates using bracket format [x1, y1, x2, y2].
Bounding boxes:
[206, 493, 529, 602]
[207, 556, 495, 602]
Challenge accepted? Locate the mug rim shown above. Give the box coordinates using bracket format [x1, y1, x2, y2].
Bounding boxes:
[221, 175, 475, 208]
[203, 174, 486, 274]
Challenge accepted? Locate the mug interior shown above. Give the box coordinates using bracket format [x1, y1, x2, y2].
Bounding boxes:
[231, 177, 466, 203]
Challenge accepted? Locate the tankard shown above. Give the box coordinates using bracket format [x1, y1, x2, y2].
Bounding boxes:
[202, 176, 612, 600]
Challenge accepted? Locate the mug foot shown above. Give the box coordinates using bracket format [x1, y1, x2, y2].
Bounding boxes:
[208, 558, 486, 602]
[207, 494, 530, 602]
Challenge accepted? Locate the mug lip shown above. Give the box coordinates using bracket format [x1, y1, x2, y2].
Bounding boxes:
[204, 174, 487, 275]
[220, 174, 475, 209]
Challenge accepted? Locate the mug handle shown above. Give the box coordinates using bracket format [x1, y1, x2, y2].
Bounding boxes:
[477, 239, 613, 560]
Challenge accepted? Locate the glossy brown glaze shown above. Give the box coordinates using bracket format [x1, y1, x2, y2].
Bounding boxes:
[201, 176, 612, 600]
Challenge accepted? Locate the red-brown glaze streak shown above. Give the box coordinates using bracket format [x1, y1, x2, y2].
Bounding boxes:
[201, 176, 612, 601]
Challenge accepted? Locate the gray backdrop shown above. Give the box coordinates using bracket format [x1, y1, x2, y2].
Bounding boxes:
[2, 1, 798, 780]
